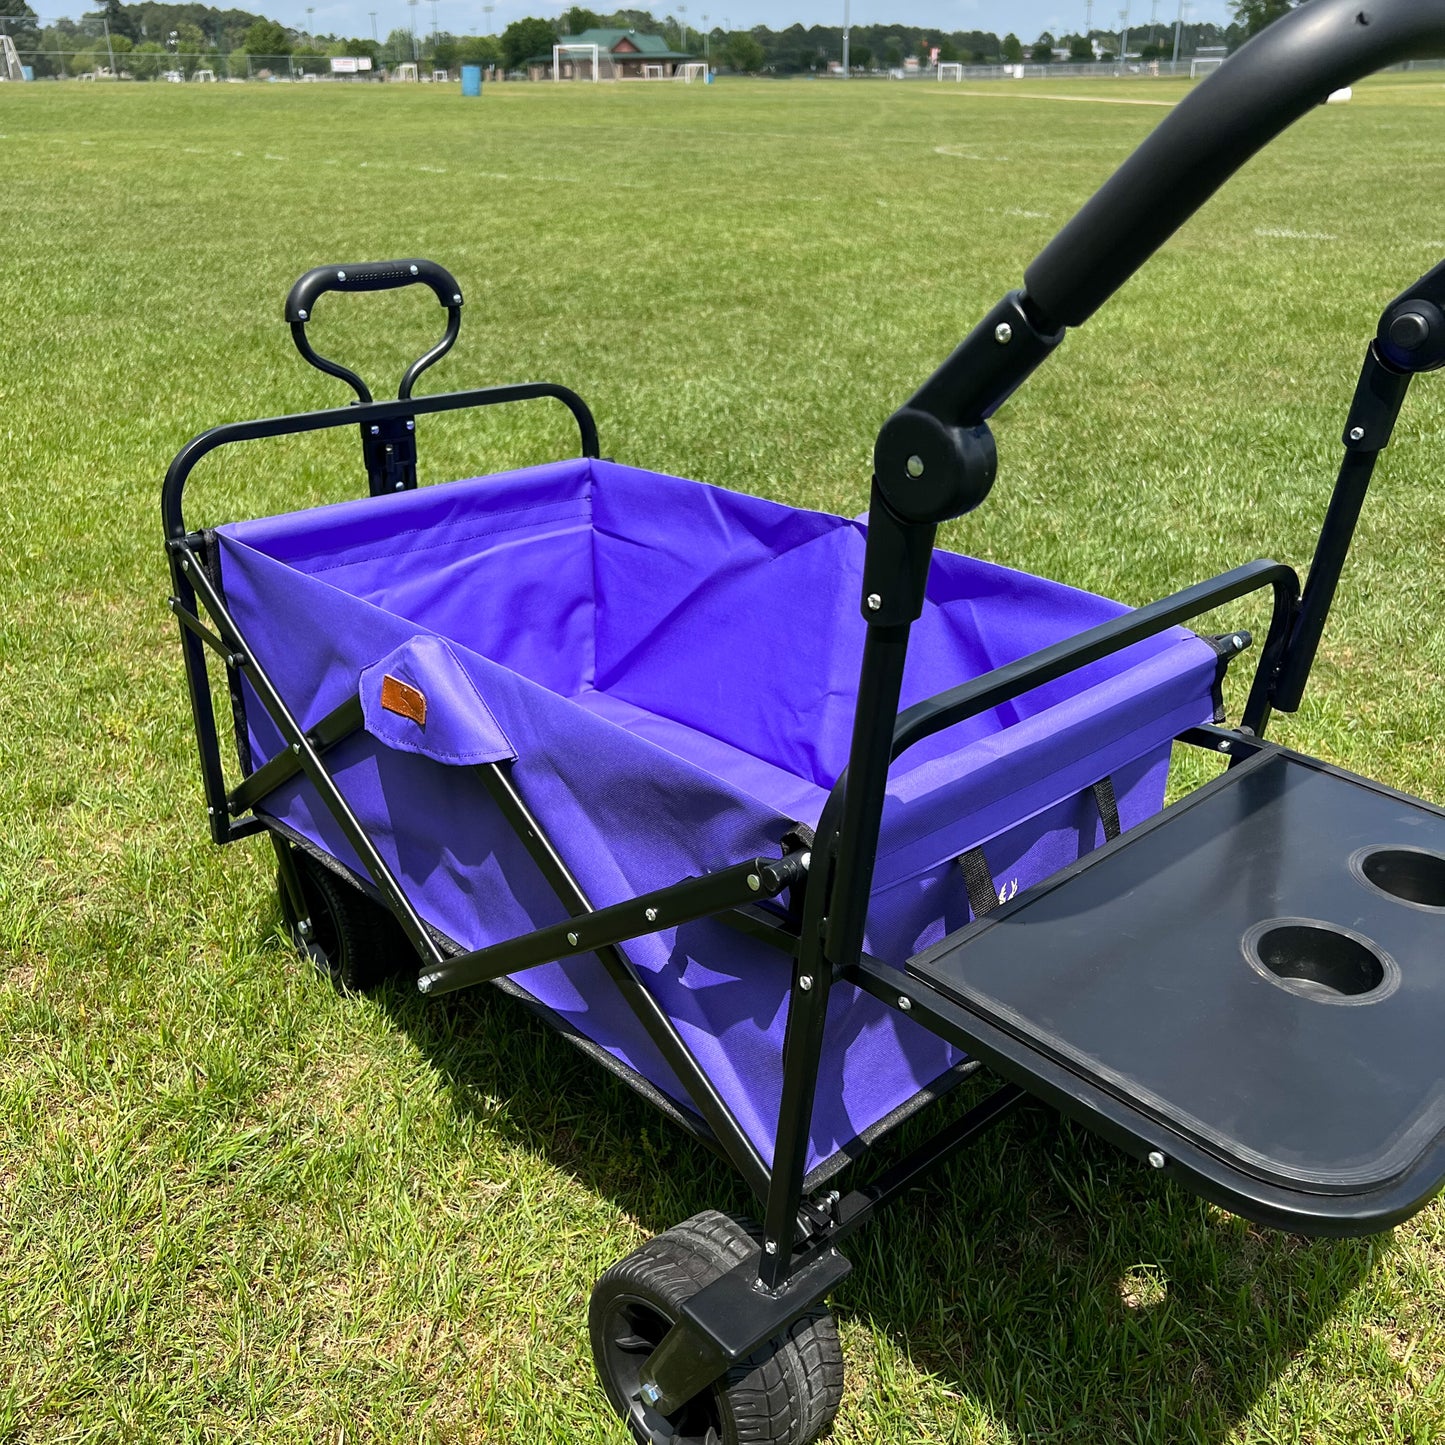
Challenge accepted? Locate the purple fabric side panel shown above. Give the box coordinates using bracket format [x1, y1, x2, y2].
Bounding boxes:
[214, 528, 963, 1174]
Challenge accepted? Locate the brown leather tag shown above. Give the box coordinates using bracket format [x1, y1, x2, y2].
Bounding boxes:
[380, 674, 427, 726]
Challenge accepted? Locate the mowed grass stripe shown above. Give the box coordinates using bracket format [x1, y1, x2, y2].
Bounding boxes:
[2, 73, 1444, 1443]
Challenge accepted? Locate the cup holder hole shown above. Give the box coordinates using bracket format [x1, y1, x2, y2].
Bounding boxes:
[1354, 847, 1445, 910]
[1244, 920, 1393, 1004]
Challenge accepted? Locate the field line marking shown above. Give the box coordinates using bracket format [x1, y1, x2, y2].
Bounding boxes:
[942, 88, 1177, 108]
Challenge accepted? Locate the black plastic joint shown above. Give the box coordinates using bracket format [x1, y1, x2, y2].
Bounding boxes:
[873, 412, 997, 524]
[1342, 345, 1412, 455]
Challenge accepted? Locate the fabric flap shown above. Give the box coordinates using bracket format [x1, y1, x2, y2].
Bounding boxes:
[360, 635, 516, 765]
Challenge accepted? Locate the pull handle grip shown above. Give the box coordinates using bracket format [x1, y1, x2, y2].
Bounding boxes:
[1025, 0, 1445, 330]
[284, 259, 463, 324]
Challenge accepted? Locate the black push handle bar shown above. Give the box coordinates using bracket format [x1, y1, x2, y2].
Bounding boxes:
[1027, 0, 1445, 329]
[284, 258, 463, 324]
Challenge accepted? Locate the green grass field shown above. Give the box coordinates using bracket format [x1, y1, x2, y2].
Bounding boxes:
[3, 71, 1445, 1443]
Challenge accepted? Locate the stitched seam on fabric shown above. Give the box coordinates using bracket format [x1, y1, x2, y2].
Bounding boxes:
[274, 502, 592, 574]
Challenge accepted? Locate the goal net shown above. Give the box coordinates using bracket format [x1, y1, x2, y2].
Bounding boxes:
[675, 61, 708, 82]
[642, 63, 665, 78]
[1, 34, 24, 81]
[937, 62, 963, 81]
[553, 43, 604, 81]
[1189, 57, 1225, 79]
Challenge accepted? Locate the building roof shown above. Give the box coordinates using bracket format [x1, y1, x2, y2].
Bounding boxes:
[559, 28, 693, 60]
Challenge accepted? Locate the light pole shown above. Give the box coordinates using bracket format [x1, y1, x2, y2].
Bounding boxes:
[1118, 4, 1129, 71]
[1171, 0, 1186, 66]
[701, 11, 708, 58]
[841, 0, 849, 76]
[369, 10, 377, 41]
[678, 3, 687, 53]
[306, 6, 313, 43]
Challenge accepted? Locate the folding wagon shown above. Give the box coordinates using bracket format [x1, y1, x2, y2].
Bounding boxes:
[165, 4, 1445, 1439]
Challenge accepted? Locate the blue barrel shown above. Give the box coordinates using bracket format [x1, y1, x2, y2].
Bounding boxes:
[461, 64, 482, 96]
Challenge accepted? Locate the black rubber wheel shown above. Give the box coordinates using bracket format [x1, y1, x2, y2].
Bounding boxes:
[589, 1210, 844, 1445]
[278, 850, 408, 994]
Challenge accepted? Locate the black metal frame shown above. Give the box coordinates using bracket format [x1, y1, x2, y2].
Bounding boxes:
[167, 14, 1445, 1416]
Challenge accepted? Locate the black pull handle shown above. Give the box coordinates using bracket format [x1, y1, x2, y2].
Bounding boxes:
[284, 258, 464, 404]
[1025, 0, 1445, 330]
[284, 258, 463, 323]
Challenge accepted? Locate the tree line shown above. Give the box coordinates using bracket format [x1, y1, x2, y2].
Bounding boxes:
[0, 0, 1271, 80]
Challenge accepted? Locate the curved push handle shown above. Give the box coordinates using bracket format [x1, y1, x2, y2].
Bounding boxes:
[284, 258, 464, 404]
[284, 258, 463, 324]
[1027, 0, 1445, 330]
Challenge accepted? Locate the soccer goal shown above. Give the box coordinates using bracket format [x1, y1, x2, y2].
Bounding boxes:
[553, 43, 601, 81]
[642, 63, 665, 79]
[1, 34, 24, 82]
[1189, 57, 1225, 79]
[675, 61, 708, 83]
[393, 62, 418, 81]
[937, 62, 963, 81]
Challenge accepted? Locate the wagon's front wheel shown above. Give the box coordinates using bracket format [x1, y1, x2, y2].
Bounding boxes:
[589, 1210, 844, 1445]
[278, 848, 409, 994]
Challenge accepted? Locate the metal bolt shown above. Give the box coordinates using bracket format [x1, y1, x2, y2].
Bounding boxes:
[994, 322, 1014, 345]
[1219, 739, 1232, 754]
[764, 1240, 777, 1255]
[906, 454, 925, 478]
[409, 264, 419, 275]
[406, 420, 415, 432]
[370, 425, 380, 436]
[645, 907, 659, 923]
[1232, 634, 1246, 650]
[337, 269, 347, 281]
[747, 873, 761, 892]
[566, 931, 579, 947]
[298, 919, 311, 936]
[417, 973, 435, 993]
[1349, 426, 1366, 442]
[798, 975, 813, 991]
[798, 851, 811, 871]
[640, 1382, 662, 1406]
[1147, 1150, 1167, 1170]
[452, 292, 462, 303]
[291, 742, 301, 755]
[866, 594, 882, 612]
[297, 308, 308, 321]
[394, 483, 405, 491]
[898, 995, 912, 1011]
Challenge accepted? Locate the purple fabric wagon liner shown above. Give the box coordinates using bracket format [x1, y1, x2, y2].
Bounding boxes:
[215, 457, 1220, 1177]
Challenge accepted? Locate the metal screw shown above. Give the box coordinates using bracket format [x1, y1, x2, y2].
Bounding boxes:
[1147, 1150, 1167, 1170]
[370, 425, 380, 436]
[640, 1383, 662, 1407]
[764, 1240, 777, 1255]
[898, 995, 912, 1011]
[297, 308, 308, 321]
[866, 594, 882, 612]
[291, 742, 301, 755]
[994, 322, 1014, 345]
[394, 483, 405, 491]
[906, 454, 925, 478]
[1219, 739, 1232, 754]
[1232, 634, 1246, 650]
[747, 873, 761, 892]
[566, 931, 579, 947]
[298, 919, 311, 936]
[417, 974, 434, 993]
[452, 292, 462, 303]
[1349, 426, 1366, 442]
[645, 907, 659, 923]
[337, 269, 347, 281]
[798, 975, 813, 991]
[409, 264, 419, 275]
[406, 420, 415, 432]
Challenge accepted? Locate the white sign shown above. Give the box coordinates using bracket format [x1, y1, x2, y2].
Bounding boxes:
[330, 55, 373, 73]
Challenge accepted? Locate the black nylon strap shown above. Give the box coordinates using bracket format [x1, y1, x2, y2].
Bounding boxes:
[960, 846, 1000, 919]
[1091, 775, 1121, 842]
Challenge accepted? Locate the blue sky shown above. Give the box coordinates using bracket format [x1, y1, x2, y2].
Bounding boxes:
[283, 0, 1236, 43]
